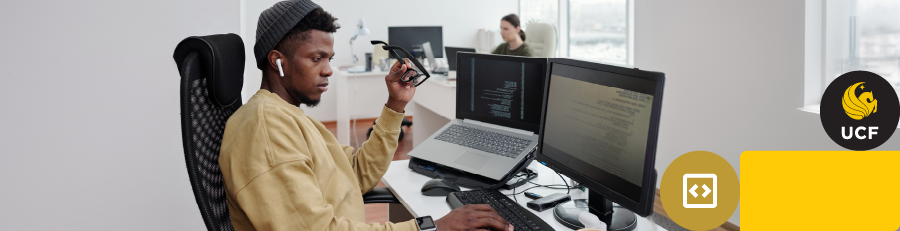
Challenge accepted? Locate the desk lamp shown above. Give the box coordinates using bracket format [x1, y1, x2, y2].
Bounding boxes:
[348, 18, 370, 73]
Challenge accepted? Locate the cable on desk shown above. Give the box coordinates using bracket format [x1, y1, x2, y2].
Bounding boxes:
[504, 168, 574, 197]
[517, 166, 573, 194]
[554, 170, 570, 195]
[511, 177, 526, 203]
[504, 183, 575, 196]
[526, 181, 571, 188]
[504, 179, 575, 197]
[506, 185, 559, 196]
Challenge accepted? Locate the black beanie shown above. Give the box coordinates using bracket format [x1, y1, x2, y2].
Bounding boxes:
[253, 0, 321, 70]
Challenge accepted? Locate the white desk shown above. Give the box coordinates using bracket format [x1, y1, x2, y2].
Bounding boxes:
[381, 160, 668, 231]
[333, 70, 455, 146]
[333, 69, 391, 145]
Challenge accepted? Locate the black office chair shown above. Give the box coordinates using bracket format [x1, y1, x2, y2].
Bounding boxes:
[174, 34, 399, 231]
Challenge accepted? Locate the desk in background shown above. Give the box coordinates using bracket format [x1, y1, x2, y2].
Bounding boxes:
[333, 69, 455, 146]
[333, 69, 391, 145]
[381, 160, 669, 231]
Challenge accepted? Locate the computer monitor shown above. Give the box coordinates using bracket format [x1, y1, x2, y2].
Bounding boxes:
[536, 58, 664, 230]
[388, 26, 443, 58]
[445, 46, 477, 71]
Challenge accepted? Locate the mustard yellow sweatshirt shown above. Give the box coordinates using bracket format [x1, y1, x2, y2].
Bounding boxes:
[219, 89, 419, 231]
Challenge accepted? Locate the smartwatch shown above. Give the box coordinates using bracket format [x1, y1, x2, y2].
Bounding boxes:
[415, 216, 436, 231]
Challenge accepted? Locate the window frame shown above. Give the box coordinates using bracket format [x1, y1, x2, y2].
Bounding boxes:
[519, 0, 634, 65]
[803, 0, 900, 114]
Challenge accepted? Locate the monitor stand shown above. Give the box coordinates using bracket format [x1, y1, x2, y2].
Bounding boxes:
[552, 190, 637, 231]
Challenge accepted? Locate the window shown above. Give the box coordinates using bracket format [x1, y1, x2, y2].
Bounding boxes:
[519, 0, 558, 30]
[569, 0, 629, 64]
[807, 0, 900, 109]
[519, 0, 633, 65]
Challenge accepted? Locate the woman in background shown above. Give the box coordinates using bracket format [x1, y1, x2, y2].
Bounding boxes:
[492, 14, 532, 57]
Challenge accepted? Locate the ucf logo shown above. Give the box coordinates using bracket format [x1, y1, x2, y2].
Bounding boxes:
[841, 82, 879, 140]
[842, 82, 877, 120]
[821, 71, 899, 151]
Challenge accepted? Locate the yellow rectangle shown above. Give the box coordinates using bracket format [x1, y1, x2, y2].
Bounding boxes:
[741, 151, 900, 230]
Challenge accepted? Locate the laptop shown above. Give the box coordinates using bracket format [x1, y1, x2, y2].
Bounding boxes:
[407, 52, 547, 181]
[422, 42, 448, 74]
[444, 46, 477, 79]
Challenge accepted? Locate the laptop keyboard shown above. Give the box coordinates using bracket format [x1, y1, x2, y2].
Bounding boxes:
[434, 124, 532, 158]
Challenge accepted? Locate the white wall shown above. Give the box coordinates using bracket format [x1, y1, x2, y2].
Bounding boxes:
[635, 0, 900, 226]
[0, 0, 238, 230]
[240, 0, 518, 121]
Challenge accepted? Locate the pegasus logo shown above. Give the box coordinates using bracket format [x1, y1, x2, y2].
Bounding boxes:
[841, 82, 879, 140]
[843, 82, 878, 120]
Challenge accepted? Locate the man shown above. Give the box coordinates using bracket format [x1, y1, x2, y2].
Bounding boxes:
[219, 1, 513, 230]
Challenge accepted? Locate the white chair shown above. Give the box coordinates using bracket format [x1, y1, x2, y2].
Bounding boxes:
[524, 22, 558, 58]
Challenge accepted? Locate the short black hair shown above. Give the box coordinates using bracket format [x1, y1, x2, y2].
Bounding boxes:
[274, 7, 340, 58]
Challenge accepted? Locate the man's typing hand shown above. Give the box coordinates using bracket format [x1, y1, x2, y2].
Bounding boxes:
[434, 204, 514, 231]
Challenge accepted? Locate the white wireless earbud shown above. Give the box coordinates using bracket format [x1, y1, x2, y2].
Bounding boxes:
[276, 58, 285, 77]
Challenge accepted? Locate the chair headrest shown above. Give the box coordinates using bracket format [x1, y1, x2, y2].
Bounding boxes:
[173, 33, 245, 107]
[525, 23, 556, 42]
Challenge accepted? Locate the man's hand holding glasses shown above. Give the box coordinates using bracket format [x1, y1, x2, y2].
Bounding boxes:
[372, 40, 430, 87]
[384, 57, 418, 113]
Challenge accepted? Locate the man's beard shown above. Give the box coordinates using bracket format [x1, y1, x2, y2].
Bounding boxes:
[289, 88, 320, 108]
[299, 94, 320, 107]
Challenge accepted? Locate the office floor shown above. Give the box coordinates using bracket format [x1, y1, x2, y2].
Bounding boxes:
[323, 117, 739, 230]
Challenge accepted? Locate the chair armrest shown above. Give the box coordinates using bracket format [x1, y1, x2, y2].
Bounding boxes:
[362, 187, 401, 204]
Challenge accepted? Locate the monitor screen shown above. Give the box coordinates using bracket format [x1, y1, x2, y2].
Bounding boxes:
[388, 26, 443, 58]
[445, 47, 476, 71]
[455, 53, 546, 133]
[540, 62, 659, 202]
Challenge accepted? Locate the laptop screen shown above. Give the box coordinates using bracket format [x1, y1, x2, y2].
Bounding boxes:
[455, 53, 547, 133]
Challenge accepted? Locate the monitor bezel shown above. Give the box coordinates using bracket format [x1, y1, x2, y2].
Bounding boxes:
[455, 52, 548, 134]
[387, 26, 444, 58]
[536, 58, 665, 217]
[444, 46, 477, 71]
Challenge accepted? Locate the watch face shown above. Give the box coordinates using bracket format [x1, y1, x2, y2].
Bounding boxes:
[416, 216, 436, 230]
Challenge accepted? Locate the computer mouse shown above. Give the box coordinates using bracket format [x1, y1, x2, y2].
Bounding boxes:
[421, 178, 461, 196]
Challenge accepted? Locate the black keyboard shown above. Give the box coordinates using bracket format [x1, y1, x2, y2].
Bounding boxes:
[434, 124, 533, 158]
[447, 189, 555, 231]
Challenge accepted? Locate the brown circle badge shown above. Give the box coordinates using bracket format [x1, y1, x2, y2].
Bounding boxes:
[660, 151, 740, 230]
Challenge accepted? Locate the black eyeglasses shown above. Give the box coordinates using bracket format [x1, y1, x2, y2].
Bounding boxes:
[371, 40, 430, 87]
